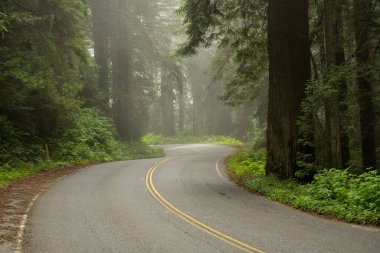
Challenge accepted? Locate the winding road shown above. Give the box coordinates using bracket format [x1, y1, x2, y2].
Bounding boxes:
[23, 144, 379, 253]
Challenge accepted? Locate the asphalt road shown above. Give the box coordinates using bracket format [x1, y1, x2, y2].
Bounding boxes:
[23, 144, 379, 253]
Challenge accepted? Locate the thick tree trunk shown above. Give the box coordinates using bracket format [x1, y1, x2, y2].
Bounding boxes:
[334, 3, 350, 168]
[88, 0, 110, 112]
[353, 0, 376, 169]
[112, 49, 132, 141]
[324, 0, 350, 168]
[266, 0, 311, 179]
[111, 0, 134, 141]
[324, 0, 341, 168]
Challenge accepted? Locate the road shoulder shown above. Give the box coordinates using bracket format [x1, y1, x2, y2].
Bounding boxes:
[0, 164, 90, 252]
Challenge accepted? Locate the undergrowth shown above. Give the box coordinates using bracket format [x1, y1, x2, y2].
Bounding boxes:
[142, 133, 244, 145]
[227, 150, 380, 225]
[0, 109, 164, 188]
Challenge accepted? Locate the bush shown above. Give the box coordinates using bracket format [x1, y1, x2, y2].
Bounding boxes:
[53, 109, 163, 161]
[0, 116, 46, 164]
[227, 150, 380, 225]
[0, 108, 164, 188]
[54, 108, 118, 161]
[226, 150, 265, 182]
[308, 169, 380, 214]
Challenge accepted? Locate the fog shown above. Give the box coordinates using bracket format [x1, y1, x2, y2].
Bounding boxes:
[86, 0, 266, 142]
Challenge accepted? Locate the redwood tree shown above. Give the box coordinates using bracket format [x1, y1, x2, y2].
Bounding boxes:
[324, 0, 350, 168]
[353, 0, 376, 170]
[88, 0, 110, 112]
[266, 0, 311, 178]
[160, 61, 176, 137]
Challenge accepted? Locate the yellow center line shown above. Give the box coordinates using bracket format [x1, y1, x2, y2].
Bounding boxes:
[145, 157, 266, 253]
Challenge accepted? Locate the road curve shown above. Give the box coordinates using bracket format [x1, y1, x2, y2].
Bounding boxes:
[23, 144, 379, 253]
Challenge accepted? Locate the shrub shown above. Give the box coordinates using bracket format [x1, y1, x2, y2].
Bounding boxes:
[0, 109, 164, 188]
[0, 116, 46, 164]
[227, 150, 380, 225]
[227, 150, 265, 182]
[308, 169, 380, 213]
[54, 108, 117, 161]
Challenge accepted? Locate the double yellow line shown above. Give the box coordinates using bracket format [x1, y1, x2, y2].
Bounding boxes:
[145, 157, 265, 253]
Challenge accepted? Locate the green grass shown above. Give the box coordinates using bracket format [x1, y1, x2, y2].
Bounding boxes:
[0, 160, 77, 188]
[227, 150, 380, 225]
[142, 134, 244, 145]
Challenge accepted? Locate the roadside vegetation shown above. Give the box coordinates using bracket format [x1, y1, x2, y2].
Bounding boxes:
[1, 0, 379, 229]
[227, 150, 380, 225]
[142, 134, 243, 145]
[0, 109, 163, 189]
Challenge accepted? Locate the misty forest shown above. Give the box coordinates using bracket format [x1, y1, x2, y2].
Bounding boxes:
[1, 0, 380, 226]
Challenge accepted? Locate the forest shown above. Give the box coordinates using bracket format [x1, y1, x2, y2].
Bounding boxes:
[0, 0, 379, 224]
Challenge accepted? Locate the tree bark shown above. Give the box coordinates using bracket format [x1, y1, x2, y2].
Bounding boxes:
[160, 63, 175, 137]
[334, 3, 350, 168]
[88, 0, 110, 112]
[110, 0, 133, 141]
[324, 0, 350, 168]
[178, 82, 185, 132]
[353, 0, 376, 169]
[266, 0, 311, 178]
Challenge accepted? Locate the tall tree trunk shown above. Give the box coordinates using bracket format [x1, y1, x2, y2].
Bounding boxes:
[190, 81, 204, 135]
[178, 83, 185, 132]
[160, 64, 175, 137]
[334, 3, 350, 168]
[266, 0, 311, 179]
[111, 0, 133, 141]
[88, 0, 110, 112]
[111, 47, 131, 140]
[353, 0, 376, 169]
[324, 0, 350, 168]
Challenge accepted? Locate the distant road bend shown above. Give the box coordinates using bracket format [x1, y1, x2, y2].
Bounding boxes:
[23, 144, 379, 253]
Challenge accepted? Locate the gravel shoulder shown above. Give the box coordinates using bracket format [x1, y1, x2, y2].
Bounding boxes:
[0, 164, 90, 252]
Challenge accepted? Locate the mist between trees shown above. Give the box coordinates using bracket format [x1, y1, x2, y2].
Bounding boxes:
[0, 0, 379, 182]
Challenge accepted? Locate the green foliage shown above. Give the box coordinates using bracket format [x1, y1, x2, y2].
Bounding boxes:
[297, 56, 380, 172]
[142, 134, 244, 145]
[247, 120, 266, 150]
[0, 109, 164, 189]
[0, 0, 97, 147]
[227, 151, 380, 224]
[178, 0, 268, 106]
[0, 161, 66, 189]
[226, 150, 265, 182]
[0, 116, 25, 163]
[0, 115, 49, 164]
[0, 12, 6, 35]
[0, 0, 169, 189]
[308, 169, 380, 213]
[54, 109, 164, 162]
[55, 108, 117, 161]
[296, 62, 359, 176]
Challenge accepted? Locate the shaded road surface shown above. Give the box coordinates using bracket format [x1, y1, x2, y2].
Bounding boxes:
[24, 144, 379, 253]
